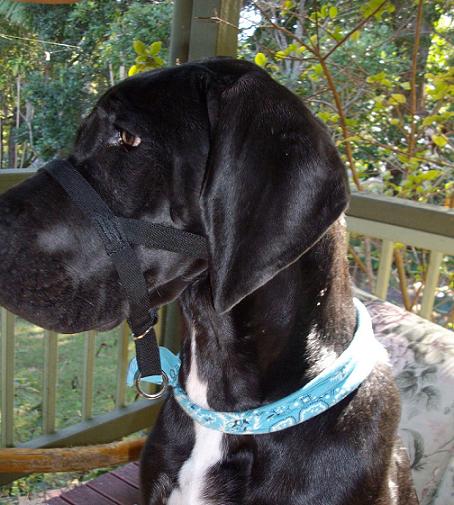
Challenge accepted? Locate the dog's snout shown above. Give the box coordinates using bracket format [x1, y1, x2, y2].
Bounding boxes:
[0, 173, 127, 333]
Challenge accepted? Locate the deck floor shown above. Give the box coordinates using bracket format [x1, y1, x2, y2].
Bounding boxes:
[46, 462, 140, 505]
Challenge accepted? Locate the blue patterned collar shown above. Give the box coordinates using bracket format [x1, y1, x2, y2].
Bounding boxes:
[127, 298, 386, 435]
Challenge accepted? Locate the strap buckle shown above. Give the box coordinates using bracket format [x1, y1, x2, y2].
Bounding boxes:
[135, 371, 169, 400]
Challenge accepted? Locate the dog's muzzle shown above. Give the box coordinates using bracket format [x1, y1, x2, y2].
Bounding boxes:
[39, 159, 208, 399]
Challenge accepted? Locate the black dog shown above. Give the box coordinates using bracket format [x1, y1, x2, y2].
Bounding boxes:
[0, 59, 417, 505]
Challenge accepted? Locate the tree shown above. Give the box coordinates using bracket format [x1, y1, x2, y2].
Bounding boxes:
[0, 0, 172, 164]
[239, 0, 453, 323]
[241, 0, 453, 205]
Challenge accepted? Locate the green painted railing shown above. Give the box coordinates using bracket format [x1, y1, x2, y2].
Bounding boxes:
[346, 191, 453, 319]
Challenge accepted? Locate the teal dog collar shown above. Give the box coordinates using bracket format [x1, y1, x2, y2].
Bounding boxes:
[127, 298, 386, 435]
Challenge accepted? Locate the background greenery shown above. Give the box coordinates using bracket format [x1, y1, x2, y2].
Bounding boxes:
[0, 0, 172, 165]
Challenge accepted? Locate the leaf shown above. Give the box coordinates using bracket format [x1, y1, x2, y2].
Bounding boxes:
[329, 6, 338, 19]
[332, 28, 343, 41]
[153, 56, 165, 67]
[432, 134, 447, 147]
[367, 71, 392, 87]
[312, 63, 323, 75]
[128, 65, 138, 77]
[390, 93, 406, 105]
[422, 115, 440, 126]
[390, 118, 400, 126]
[148, 41, 162, 56]
[255, 52, 267, 67]
[275, 50, 286, 60]
[422, 169, 443, 181]
[133, 40, 147, 56]
[351, 30, 361, 41]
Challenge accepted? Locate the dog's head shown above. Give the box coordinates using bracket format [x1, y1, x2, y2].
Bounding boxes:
[0, 58, 349, 333]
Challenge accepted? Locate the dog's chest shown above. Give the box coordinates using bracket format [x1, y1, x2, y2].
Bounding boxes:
[167, 424, 223, 505]
[167, 337, 224, 505]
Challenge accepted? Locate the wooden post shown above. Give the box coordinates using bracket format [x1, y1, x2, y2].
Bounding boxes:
[420, 251, 443, 320]
[82, 331, 96, 420]
[189, 0, 241, 60]
[1, 309, 15, 447]
[43, 331, 58, 434]
[170, 0, 241, 64]
[115, 322, 130, 408]
[374, 240, 394, 300]
[170, 0, 194, 64]
[163, 302, 183, 354]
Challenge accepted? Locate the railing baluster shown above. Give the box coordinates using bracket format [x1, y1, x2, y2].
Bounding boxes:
[163, 302, 182, 354]
[420, 251, 444, 320]
[115, 322, 130, 408]
[1, 309, 15, 447]
[82, 331, 96, 420]
[43, 330, 58, 434]
[374, 240, 394, 300]
[156, 306, 166, 344]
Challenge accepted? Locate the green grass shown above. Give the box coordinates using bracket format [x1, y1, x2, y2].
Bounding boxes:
[0, 316, 139, 502]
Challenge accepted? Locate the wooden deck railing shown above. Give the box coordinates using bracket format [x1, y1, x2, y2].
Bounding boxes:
[347, 191, 454, 319]
[0, 169, 453, 486]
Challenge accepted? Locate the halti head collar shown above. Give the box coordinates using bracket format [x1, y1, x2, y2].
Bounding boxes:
[40, 159, 208, 399]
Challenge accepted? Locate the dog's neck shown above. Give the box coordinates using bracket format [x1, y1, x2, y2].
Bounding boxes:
[179, 221, 356, 412]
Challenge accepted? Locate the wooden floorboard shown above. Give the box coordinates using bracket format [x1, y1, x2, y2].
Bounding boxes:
[86, 473, 139, 504]
[112, 463, 140, 488]
[46, 499, 70, 505]
[53, 485, 117, 505]
[46, 464, 140, 504]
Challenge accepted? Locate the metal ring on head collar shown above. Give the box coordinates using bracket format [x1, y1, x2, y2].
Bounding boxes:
[135, 371, 169, 400]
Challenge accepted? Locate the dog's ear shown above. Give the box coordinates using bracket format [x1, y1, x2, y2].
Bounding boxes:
[201, 68, 349, 314]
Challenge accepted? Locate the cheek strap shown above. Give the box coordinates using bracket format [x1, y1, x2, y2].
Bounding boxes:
[39, 159, 208, 392]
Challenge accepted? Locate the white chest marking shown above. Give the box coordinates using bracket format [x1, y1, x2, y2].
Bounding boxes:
[167, 336, 223, 505]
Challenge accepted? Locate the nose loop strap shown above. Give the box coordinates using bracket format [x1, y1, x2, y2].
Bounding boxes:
[39, 159, 208, 387]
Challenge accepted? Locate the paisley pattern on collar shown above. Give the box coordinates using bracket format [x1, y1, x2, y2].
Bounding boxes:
[127, 298, 387, 435]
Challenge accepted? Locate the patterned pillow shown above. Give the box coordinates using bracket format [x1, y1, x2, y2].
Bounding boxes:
[357, 291, 454, 505]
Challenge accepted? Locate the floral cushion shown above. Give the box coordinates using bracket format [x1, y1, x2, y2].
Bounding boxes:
[358, 292, 454, 505]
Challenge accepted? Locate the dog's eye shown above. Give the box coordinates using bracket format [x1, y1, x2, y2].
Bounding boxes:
[119, 129, 141, 147]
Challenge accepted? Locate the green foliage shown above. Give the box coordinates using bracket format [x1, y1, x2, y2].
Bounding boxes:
[246, 0, 453, 206]
[245, 0, 453, 329]
[129, 40, 165, 76]
[254, 51, 268, 67]
[0, 0, 172, 162]
[22, 66, 93, 159]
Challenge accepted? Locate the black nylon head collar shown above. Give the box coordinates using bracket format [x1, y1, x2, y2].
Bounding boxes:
[40, 159, 208, 385]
